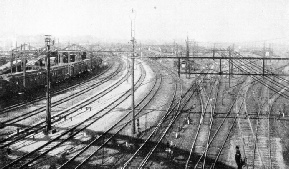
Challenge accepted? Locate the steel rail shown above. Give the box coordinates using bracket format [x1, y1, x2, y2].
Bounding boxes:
[224, 58, 268, 168]
[182, 74, 218, 169]
[188, 76, 245, 168]
[138, 68, 201, 169]
[184, 87, 204, 169]
[210, 116, 237, 169]
[106, 58, 183, 167]
[234, 52, 289, 83]
[249, 82, 273, 168]
[0, 61, 112, 113]
[3, 61, 145, 169]
[228, 64, 265, 168]
[251, 86, 263, 169]
[0, 62, 124, 148]
[1, 61, 119, 125]
[233, 61, 289, 102]
[59, 72, 163, 168]
[75, 76, 164, 169]
[0, 61, 128, 149]
[127, 70, 208, 168]
[136, 70, 183, 169]
[223, 56, 289, 101]
[123, 82, 178, 169]
[233, 59, 289, 95]
[18, 61, 145, 168]
[28, 70, 159, 167]
[0, 59, 112, 114]
[222, 52, 289, 100]
[191, 78, 219, 169]
[128, 58, 183, 169]
[144, 56, 289, 60]
[209, 94, 247, 169]
[243, 85, 265, 169]
[137, 83, 180, 169]
[201, 77, 221, 168]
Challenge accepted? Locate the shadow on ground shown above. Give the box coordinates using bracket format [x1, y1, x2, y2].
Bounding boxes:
[1, 126, 236, 169]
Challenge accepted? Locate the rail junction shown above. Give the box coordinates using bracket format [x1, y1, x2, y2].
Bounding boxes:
[0, 36, 289, 169]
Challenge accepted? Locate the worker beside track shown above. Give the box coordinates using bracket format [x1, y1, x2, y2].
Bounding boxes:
[235, 146, 246, 169]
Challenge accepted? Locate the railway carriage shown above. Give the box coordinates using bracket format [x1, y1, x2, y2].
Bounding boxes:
[0, 55, 102, 98]
[51, 65, 68, 83]
[0, 79, 9, 97]
[70, 60, 86, 77]
[83, 59, 91, 71]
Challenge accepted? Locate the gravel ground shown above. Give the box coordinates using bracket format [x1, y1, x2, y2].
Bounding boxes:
[2, 54, 289, 168]
[0, 56, 126, 167]
[0, 56, 160, 168]
[0, 57, 119, 134]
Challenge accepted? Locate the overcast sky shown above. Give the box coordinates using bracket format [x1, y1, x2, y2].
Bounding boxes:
[0, 0, 288, 44]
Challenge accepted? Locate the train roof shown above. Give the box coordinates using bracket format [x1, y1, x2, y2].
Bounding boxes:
[0, 60, 22, 73]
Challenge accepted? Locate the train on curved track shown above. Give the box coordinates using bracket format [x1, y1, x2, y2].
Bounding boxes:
[0, 52, 102, 98]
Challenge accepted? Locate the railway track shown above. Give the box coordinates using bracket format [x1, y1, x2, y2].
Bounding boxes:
[121, 67, 209, 168]
[101, 58, 182, 168]
[56, 65, 164, 169]
[218, 56, 269, 168]
[188, 77, 220, 169]
[228, 53, 289, 101]
[0, 59, 113, 114]
[119, 59, 183, 168]
[0, 60, 118, 125]
[184, 74, 238, 169]
[222, 52, 286, 168]
[241, 83, 281, 169]
[121, 82, 178, 168]
[0, 59, 128, 149]
[0, 60, 125, 148]
[237, 86, 267, 169]
[221, 55, 279, 168]
[1, 59, 146, 168]
[182, 56, 275, 169]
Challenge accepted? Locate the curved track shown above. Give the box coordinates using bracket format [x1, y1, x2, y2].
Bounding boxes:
[219, 51, 286, 169]
[0, 60, 125, 149]
[2, 59, 145, 168]
[0, 59, 112, 114]
[0, 60, 117, 124]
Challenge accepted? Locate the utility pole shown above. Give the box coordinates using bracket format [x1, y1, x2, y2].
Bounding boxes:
[228, 46, 231, 87]
[263, 43, 266, 77]
[20, 44, 23, 71]
[23, 44, 26, 88]
[10, 48, 13, 74]
[16, 43, 18, 72]
[45, 35, 52, 133]
[176, 42, 181, 77]
[186, 36, 189, 79]
[140, 42, 142, 58]
[130, 9, 136, 135]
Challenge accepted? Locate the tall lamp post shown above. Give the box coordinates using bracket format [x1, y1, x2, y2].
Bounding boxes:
[45, 35, 52, 133]
[130, 9, 136, 135]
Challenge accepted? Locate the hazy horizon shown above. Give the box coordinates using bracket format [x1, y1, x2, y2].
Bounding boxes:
[0, 0, 289, 48]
